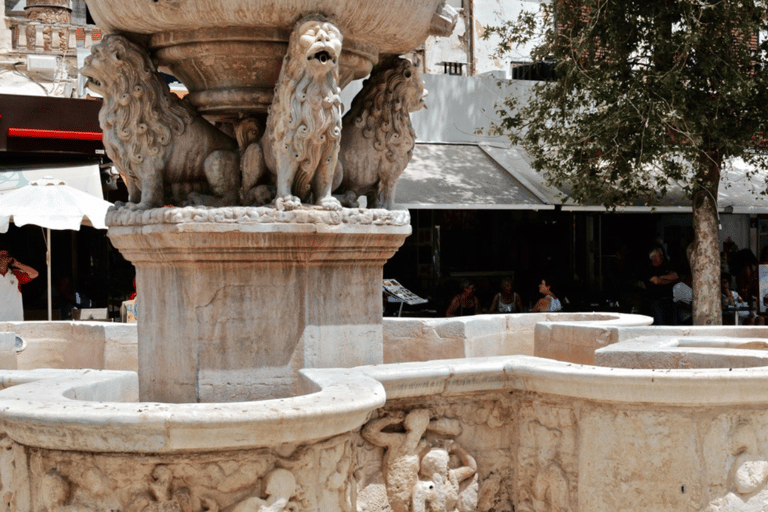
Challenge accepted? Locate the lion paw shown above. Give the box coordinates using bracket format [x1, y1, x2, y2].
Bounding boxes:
[275, 195, 302, 211]
[319, 196, 342, 211]
[122, 201, 145, 211]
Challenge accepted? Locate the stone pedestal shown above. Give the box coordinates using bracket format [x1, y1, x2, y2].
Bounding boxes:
[107, 206, 410, 403]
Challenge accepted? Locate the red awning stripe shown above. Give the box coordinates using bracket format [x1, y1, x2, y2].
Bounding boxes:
[7, 128, 103, 141]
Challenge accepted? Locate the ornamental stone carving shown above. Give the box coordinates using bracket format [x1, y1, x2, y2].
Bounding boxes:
[240, 15, 344, 211]
[515, 398, 577, 512]
[360, 409, 478, 512]
[129, 465, 200, 512]
[81, 35, 241, 209]
[707, 420, 768, 511]
[412, 441, 477, 512]
[224, 469, 298, 512]
[25, 24, 36, 50]
[335, 57, 427, 209]
[14, 434, 358, 512]
[519, 421, 573, 512]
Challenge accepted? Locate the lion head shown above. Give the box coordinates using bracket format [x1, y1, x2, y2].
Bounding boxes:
[81, 34, 194, 181]
[267, 15, 344, 199]
[347, 57, 427, 162]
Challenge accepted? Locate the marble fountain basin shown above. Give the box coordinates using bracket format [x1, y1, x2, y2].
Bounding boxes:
[3, 315, 768, 510]
[596, 335, 768, 369]
[85, 0, 456, 118]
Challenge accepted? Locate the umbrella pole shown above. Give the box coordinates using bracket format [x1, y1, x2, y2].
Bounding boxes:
[45, 228, 51, 321]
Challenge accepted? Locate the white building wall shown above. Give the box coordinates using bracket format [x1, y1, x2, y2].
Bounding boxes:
[422, 0, 545, 77]
[341, 73, 533, 144]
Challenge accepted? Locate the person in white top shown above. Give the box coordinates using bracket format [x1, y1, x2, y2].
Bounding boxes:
[489, 277, 524, 313]
[530, 277, 562, 312]
[0, 247, 39, 322]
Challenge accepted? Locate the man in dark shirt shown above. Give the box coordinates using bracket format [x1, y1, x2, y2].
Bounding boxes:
[645, 247, 679, 325]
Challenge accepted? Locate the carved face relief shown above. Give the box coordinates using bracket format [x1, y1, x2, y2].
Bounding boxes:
[400, 62, 428, 114]
[81, 43, 113, 96]
[297, 20, 343, 77]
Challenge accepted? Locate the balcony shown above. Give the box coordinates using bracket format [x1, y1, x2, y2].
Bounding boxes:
[7, 17, 101, 55]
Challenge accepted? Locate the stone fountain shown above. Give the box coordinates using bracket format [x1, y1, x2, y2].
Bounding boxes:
[2, 1, 768, 510]
[81, 0, 456, 403]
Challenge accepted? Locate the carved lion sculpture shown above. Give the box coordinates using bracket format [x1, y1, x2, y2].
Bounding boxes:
[82, 34, 240, 209]
[334, 56, 427, 210]
[241, 15, 344, 210]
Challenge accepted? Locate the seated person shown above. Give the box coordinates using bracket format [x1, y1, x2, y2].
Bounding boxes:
[530, 277, 562, 312]
[721, 273, 749, 325]
[446, 279, 481, 317]
[644, 247, 679, 325]
[489, 277, 524, 313]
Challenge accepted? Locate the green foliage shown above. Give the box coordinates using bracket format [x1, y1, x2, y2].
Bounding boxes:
[485, 0, 768, 207]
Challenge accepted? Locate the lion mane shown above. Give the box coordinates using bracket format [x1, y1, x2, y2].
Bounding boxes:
[258, 15, 344, 209]
[335, 57, 427, 209]
[83, 34, 239, 208]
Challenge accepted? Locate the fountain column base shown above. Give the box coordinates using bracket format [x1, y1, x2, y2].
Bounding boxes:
[107, 206, 410, 403]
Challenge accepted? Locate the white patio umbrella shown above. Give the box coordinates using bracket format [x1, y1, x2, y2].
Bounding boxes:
[0, 177, 113, 320]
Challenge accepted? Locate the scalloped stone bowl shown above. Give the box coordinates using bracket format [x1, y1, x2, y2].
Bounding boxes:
[85, 0, 453, 120]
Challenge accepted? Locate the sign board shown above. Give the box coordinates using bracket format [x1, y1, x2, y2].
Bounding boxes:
[383, 279, 427, 306]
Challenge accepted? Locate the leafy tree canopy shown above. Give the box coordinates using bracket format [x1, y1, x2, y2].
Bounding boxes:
[485, 0, 768, 208]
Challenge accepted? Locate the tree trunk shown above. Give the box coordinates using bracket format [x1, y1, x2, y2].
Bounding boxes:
[691, 150, 722, 325]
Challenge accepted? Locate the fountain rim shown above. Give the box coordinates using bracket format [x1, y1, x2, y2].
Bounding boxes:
[0, 368, 386, 453]
[4, 351, 768, 453]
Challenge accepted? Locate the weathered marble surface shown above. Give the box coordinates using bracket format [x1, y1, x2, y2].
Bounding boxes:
[107, 206, 410, 403]
[383, 312, 650, 363]
[5, 315, 768, 510]
[82, 35, 241, 209]
[85, 0, 456, 121]
[0, 321, 137, 371]
[596, 335, 768, 369]
[335, 57, 427, 210]
[85, 0, 456, 54]
[3, 352, 768, 510]
[260, 15, 343, 211]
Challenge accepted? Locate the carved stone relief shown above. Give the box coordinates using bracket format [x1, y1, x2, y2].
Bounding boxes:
[240, 15, 344, 211]
[58, 28, 69, 52]
[358, 403, 508, 512]
[25, 8, 71, 24]
[77, 13, 428, 212]
[25, 24, 36, 50]
[19, 434, 356, 512]
[707, 418, 768, 511]
[0, 435, 19, 512]
[223, 469, 298, 512]
[81, 35, 241, 209]
[334, 56, 427, 210]
[42, 26, 52, 52]
[515, 397, 577, 512]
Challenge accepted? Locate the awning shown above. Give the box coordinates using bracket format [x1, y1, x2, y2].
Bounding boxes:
[0, 94, 103, 156]
[719, 159, 768, 214]
[395, 142, 556, 210]
[561, 158, 768, 213]
[0, 163, 103, 199]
